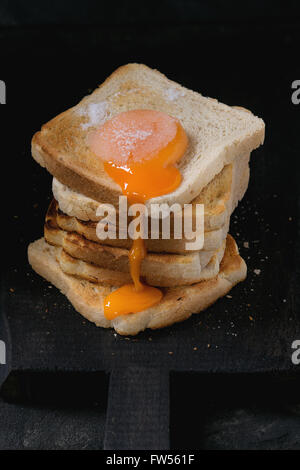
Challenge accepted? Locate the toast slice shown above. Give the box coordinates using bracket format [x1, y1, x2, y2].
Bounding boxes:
[32, 64, 264, 209]
[53, 150, 250, 236]
[55, 245, 223, 287]
[27, 235, 247, 335]
[56, 242, 224, 287]
[51, 199, 229, 254]
[44, 215, 226, 287]
[50, 149, 249, 255]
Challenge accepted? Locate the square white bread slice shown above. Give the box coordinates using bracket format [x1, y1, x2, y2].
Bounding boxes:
[46, 198, 228, 277]
[52, 151, 250, 235]
[32, 63, 264, 208]
[56, 243, 224, 288]
[52, 198, 229, 254]
[28, 235, 247, 335]
[44, 215, 226, 287]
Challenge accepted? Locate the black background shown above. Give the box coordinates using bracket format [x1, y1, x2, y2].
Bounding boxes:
[1, 0, 300, 451]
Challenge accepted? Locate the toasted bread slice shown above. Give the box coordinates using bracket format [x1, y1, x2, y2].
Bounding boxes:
[44, 214, 226, 287]
[58, 248, 132, 286]
[52, 199, 229, 254]
[27, 235, 247, 335]
[56, 242, 224, 287]
[32, 64, 264, 209]
[52, 151, 250, 237]
[46, 199, 219, 269]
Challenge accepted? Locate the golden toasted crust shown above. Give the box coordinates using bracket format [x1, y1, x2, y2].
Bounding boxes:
[44, 205, 226, 287]
[27, 234, 247, 335]
[59, 248, 132, 286]
[52, 151, 250, 243]
[51, 198, 228, 254]
[52, 162, 233, 223]
[44, 215, 225, 287]
[33, 130, 118, 203]
[32, 63, 264, 208]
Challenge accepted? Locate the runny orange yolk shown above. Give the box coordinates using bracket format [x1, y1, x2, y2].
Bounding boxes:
[88, 109, 188, 320]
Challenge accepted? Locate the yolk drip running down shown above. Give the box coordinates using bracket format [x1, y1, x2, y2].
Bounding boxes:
[89, 109, 188, 320]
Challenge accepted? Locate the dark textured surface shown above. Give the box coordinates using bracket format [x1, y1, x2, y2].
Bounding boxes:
[170, 373, 300, 449]
[0, 0, 300, 26]
[105, 367, 169, 450]
[2, 143, 299, 374]
[0, 312, 10, 387]
[0, 371, 108, 450]
[0, 18, 300, 449]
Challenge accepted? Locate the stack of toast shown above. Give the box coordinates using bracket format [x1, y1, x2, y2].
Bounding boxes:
[28, 64, 265, 335]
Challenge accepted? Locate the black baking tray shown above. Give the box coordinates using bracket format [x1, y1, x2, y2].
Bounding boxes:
[1, 20, 300, 449]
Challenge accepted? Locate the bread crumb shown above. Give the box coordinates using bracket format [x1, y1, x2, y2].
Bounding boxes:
[164, 87, 185, 101]
[243, 241, 249, 248]
[254, 269, 261, 275]
[168, 351, 173, 355]
[9, 288, 15, 293]
[207, 344, 211, 348]
[79, 101, 108, 130]
[193, 347, 198, 351]
[249, 315, 254, 321]
[226, 295, 232, 299]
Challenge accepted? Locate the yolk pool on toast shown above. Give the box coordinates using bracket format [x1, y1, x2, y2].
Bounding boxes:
[88, 109, 188, 320]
